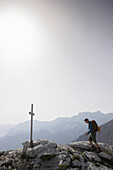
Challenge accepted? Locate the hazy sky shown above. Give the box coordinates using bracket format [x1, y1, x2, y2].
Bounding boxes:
[0, 0, 113, 124]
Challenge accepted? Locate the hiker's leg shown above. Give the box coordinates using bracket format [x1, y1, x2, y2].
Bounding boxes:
[89, 135, 93, 146]
[93, 133, 101, 150]
[95, 142, 101, 152]
[91, 133, 96, 145]
[89, 140, 93, 146]
[95, 142, 101, 150]
[95, 142, 99, 147]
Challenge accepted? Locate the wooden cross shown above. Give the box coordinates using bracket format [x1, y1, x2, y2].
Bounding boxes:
[29, 104, 35, 147]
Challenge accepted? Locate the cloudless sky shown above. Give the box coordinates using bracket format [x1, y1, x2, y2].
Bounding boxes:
[0, 0, 113, 124]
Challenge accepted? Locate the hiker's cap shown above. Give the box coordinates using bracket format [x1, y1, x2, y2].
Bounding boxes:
[84, 118, 89, 121]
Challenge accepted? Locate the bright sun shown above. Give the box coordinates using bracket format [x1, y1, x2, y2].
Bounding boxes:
[0, 11, 36, 59]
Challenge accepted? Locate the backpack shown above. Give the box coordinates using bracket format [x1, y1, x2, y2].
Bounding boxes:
[91, 120, 101, 132]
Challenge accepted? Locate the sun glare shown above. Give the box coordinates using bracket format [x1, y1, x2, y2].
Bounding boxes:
[0, 11, 36, 60]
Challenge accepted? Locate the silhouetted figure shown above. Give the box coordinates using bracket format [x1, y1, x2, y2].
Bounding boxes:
[84, 118, 101, 152]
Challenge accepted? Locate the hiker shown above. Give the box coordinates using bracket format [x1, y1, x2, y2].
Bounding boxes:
[84, 118, 101, 151]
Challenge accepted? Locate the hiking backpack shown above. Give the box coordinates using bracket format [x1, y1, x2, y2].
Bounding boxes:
[91, 120, 100, 132]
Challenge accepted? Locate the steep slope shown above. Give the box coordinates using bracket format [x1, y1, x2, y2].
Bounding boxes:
[76, 119, 113, 145]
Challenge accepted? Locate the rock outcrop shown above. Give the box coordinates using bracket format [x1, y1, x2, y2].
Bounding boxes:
[0, 140, 113, 170]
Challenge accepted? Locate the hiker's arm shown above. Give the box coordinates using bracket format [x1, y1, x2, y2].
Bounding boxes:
[87, 123, 93, 134]
[86, 130, 90, 135]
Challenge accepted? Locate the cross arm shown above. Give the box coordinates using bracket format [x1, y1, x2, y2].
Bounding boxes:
[29, 112, 35, 115]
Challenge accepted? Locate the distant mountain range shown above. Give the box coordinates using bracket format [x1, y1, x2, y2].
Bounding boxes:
[76, 119, 113, 145]
[0, 124, 14, 137]
[0, 111, 113, 151]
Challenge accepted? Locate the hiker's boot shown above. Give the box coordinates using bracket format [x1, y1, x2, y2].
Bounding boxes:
[91, 145, 95, 151]
[97, 146, 101, 152]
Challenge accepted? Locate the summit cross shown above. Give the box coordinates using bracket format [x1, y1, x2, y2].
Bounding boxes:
[29, 104, 35, 147]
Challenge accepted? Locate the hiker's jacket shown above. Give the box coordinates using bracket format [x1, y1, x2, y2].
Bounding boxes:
[87, 121, 95, 134]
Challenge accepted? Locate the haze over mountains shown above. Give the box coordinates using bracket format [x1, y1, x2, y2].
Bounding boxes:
[0, 111, 113, 151]
[0, 124, 14, 137]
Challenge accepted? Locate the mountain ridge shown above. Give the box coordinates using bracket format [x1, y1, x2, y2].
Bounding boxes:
[0, 111, 113, 151]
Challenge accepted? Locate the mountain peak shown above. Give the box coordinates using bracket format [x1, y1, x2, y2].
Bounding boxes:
[78, 110, 103, 116]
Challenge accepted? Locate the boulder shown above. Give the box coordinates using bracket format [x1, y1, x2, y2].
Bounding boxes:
[25, 140, 57, 158]
[83, 151, 101, 162]
[98, 152, 112, 160]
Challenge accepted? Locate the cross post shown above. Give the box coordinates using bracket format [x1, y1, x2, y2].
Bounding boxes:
[29, 104, 35, 147]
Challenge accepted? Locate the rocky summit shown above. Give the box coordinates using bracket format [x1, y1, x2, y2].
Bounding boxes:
[0, 140, 113, 170]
